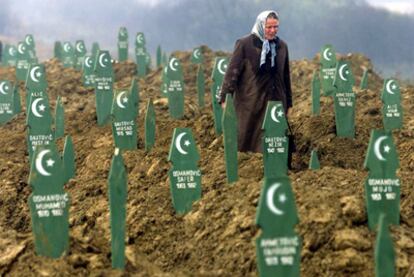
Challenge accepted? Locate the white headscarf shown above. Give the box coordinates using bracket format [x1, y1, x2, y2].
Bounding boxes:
[251, 10, 279, 68]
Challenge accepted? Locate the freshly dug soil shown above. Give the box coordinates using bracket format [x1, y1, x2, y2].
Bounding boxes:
[1, 47, 414, 276]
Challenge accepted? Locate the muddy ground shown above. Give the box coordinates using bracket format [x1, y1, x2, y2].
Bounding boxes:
[1, 47, 414, 276]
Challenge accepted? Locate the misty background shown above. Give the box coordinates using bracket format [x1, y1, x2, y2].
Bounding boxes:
[1, 0, 413, 79]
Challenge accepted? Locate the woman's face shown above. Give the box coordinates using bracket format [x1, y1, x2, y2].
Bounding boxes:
[264, 18, 279, 40]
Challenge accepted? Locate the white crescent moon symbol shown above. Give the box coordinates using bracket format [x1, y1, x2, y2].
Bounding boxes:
[386, 80, 395, 95]
[374, 136, 387, 161]
[323, 48, 331, 61]
[99, 53, 107, 68]
[0, 82, 8, 95]
[116, 91, 127, 109]
[217, 59, 226, 75]
[270, 106, 280, 123]
[266, 183, 284, 215]
[18, 44, 25, 54]
[76, 42, 83, 52]
[35, 149, 52, 176]
[85, 57, 92, 68]
[25, 36, 31, 45]
[169, 58, 178, 72]
[193, 49, 200, 59]
[31, 98, 44, 118]
[30, 66, 40, 83]
[175, 133, 188, 155]
[64, 43, 70, 52]
[137, 34, 143, 44]
[339, 64, 348, 81]
[9, 47, 16, 56]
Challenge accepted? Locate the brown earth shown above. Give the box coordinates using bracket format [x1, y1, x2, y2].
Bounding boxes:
[1, 46, 414, 276]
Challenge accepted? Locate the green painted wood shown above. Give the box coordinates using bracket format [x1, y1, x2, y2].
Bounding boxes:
[166, 56, 185, 119]
[2, 44, 18, 67]
[210, 57, 228, 135]
[25, 63, 48, 112]
[94, 50, 114, 126]
[54, 41, 62, 61]
[135, 32, 147, 78]
[319, 44, 337, 96]
[129, 77, 139, 118]
[256, 231, 301, 277]
[156, 45, 162, 68]
[24, 34, 38, 63]
[332, 61, 356, 138]
[222, 94, 238, 183]
[82, 55, 96, 87]
[61, 42, 76, 68]
[13, 83, 21, 115]
[190, 47, 204, 64]
[382, 104, 403, 131]
[168, 128, 202, 214]
[28, 143, 69, 258]
[54, 96, 65, 139]
[262, 101, 288, 178]
[360, 68, 368, 89]
[144, 98, 156, 152]
[309, 149, 320, 170]
[311, 70, 321, 115]
[74, 40, 87, 71]
[111, 89, 137, 150]
[16, 41, 31, 82]
[62, 135, 76, 183]
[381, 79, 401, 104]
[108, 148, 128, 269]
[118, 27, 129, 62]
[375, 214, 395, 277]
[162, 52, 167, 66]
[196, 64, 205, 108]
[160, 66, 169, 98]
[0, 80, 15, 125]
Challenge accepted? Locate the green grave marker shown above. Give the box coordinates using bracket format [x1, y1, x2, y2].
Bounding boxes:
[190, 47, 204, 64]
[166, 56, 185, 119]
[82, 56, 96, 87]
[108, 148, 127, 269]
[91, 42, 101, 69]
[61, 42, 76, 68]
[0, 80, 15, 125]
[144, 98, 156, 152]
[309, 149, 320, 170]
[2, 45, 18, 67]
[319, 44, 337, 96]
[381, 79, 403, 131]
[25, 63, 48, 112]
[196, 64, 205, 108]
[168, 128, 202, 214]
[160, 65, 169, 98]
[129, 77, 139, 118]
[26, 94, 54, 160]
[74, 40, 87, 71]
[162, 52, 168, 66]
[28, 143, 70, 258]
[211, 57, 228, 135]
[364, 129, 400, 230]
[94, 50, 114, 126]
[135, 32, 147, 78]
[360, 68, 368, 90]
[54, 96, 64, 139]
[256, 177, 301, 276]
[262, 101, 288, 178]
[145, 52, 152, 71]
[54, 41, 62, 61]
[111, 89, 137, 150]
[25, 34, 37, 63]
[13, 83, 21, 115]
[311, 70, 321, 115]
[332, 61, 356, 138]
[62, 135, 75, 184]
[118, 27, 129, 62]
[222, 94, 238, 183]
[375, 214, 395, 277]
[156, 45, 162, 68]
[16, 41, 31, 81]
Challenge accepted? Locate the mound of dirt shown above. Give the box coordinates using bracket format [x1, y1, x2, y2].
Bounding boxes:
[1, 47, 413, 276]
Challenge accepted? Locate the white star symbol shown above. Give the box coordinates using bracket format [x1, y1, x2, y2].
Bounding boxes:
[279, 193, 287, 203]
[4, 86, 9, 90]
[46, 158, 55, 167]
[391, 84, 397, 90]
[277, 110, 284, 117]
[122, 97, 128, 103]
[36, 72, 42, 77]
[184, 140, 191, 146]
[345, 70, 349, 75]
[383, 145, 390, 153]
[328, 52, 332, 56]
[38, 104, 46, 112]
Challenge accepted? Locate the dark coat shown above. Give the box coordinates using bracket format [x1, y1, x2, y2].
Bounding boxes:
[219, 34, 293, 153]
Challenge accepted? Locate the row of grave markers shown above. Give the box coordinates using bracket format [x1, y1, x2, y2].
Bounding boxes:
[1, 37, 400, 274]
